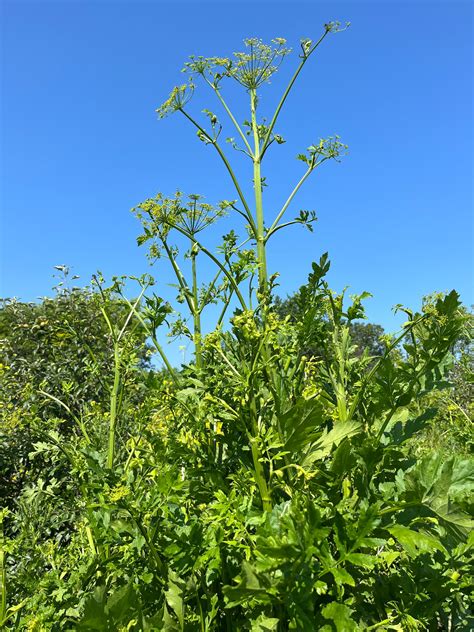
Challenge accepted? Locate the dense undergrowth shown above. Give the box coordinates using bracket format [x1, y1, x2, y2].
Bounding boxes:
[1, 23, 473, 631]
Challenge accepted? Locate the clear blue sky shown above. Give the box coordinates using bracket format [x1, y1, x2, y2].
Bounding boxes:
[1, 1, 473, 340]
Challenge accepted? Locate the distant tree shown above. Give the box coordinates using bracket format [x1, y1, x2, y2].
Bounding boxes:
[0, 270, 151, 509]
[349, 321, 386, 357]
[0, 280, 150, 420]
[416, 308, 473, 456]
[275, 289, 473, 459]
[273, 292, 385, 358]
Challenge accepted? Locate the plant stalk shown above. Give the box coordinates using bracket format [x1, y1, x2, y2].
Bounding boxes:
[0, 547, 6, 625]
[250, 89, 268, 294]
[106, 343, 121, 469]
[191, 250, 202, 369]
[248, 388, 272, 512]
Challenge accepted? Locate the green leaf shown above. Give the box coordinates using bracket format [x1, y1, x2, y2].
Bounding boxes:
[165, 571, 184, 630]
[322, 602, 358, 631]
[251, 614, 280, 631]
[382, 408, 437, 445]
[387, 525, 447, 558]
[162, 603, 180, 632]
[302, 420, 362, 466]
[345, 553, 378, 569]
[401, 452, 474, 537]
[224, 562, 273, 607]
[141, 571, 154, 584]
[279, 397, 325, 455]
[328, 567, 355, 586]
[106, 583, 137, 621]
[77, 586, 107, 630]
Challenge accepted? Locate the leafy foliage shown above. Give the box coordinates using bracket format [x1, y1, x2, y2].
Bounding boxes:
[0, 271, 150, 512]
[273, 291, 386, 358]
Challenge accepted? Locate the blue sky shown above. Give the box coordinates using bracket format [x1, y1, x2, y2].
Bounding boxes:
[1, 1, 473, 348]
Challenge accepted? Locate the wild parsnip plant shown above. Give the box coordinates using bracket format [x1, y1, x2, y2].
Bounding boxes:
[1, 22, 473, 631]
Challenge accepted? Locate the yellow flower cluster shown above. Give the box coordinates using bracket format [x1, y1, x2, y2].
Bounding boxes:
[205, 419, 224, 436]
[146, 408, 173, 442]
[232, 311, 260, 341]
[302, 357, 323, 400]
[158, 379, 174, 404]
[156, 83, 194, 118]
[177, 428, 201, 448]
[108, 484, 130, 503]
[2, 407, 24, 432]
[26, 617, 41, 632]
[302, 383, 322, 401]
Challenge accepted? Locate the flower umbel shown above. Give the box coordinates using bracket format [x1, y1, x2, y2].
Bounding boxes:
[134, 192, 232, 241]
[184, 38, 291, 90]
[297, 136, 348, 167]
[156, 82, 194, 118]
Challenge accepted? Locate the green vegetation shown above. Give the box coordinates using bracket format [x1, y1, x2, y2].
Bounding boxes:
[1, 24, 473, 631]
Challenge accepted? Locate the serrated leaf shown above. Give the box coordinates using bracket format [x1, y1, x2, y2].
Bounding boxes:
[345, 553, 378, 568]
[302, 420, 362, 466]
[328, 567, 355, 586]
[165, 571, 184, 630]
[322, 602, 358, 631]
[279, 397, 325, 454]
[224, 562, 273, 607]
[387, 525, 447, 558]
[251, 614, 280, 631]
[401, 453, 474, 537]
[106, 583, 136, 621]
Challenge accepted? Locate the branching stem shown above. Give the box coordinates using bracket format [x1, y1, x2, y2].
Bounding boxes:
[260, 29, 330, 159]
[204, 77, 253, 155]
[250, 89, 268, 294]
[179, 108, 256, 233]
[266, 163, 316, 239]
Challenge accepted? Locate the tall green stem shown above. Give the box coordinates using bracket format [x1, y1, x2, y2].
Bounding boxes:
[250, 436, 272, 512]
[160, 221, 248, 311]
[107, 343, 121, 470]
[158, 230, 194, 314]
[120, 295, 179, 386]
[191, 250, 202, 369]
[260, 29, 330, 159]
[250, 89, 268, 294]
[0, 531, 6, 625]
[204, 77, 253, 155]
[249, 393, 272, 512]
[179, 108, 257, 237]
